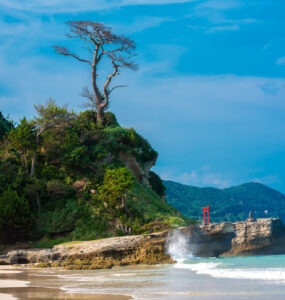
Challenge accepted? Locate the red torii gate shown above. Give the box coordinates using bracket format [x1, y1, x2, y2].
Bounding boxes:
[202, 206, 210, 225]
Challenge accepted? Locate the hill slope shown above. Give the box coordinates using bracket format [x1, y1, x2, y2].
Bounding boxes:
[164, 180, 285, 222]
[0, 104, 188, 246]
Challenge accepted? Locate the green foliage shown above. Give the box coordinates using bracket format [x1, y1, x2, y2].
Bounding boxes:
[97, 167, 134, 208]
[126, 180, 189, 229]
[30, 236, 69, 248]
[34, 98, 74, 130]
[164, 180, 285, 223]
[8, 118, 36, 171]
[102, 126, 158, 164]
[0, 112, 13, 140]
[37, 199, 78, 234]
[0, 189, 34, 243]
[0, 102, 187, 246]
[104, 112, 119, 127]
[46, 179, 74, 199]
[8, 118, 36, 150]
[149, 171, 166, 197]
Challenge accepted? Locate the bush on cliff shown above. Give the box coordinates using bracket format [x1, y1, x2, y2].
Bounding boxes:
[0, 189, 34, 243]
[149, 171, 166, 197]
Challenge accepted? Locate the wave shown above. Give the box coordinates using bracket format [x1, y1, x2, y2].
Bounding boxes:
[175, 261, 285, 281]
[167, 230, 197, 260]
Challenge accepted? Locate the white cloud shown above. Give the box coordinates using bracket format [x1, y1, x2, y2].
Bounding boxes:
[111, 16, 175, 34]
[259, 82, 280, 95]
[0, 0, 197, 14]
[251, 175, 279, 186]
[276, 56, 285, 65]
[159, 166, 232, 188]
[123, 0, 196, 4]
[197, 0, 242, 11]
[187, 0, 258, 33]
[206, 24, 239, 33]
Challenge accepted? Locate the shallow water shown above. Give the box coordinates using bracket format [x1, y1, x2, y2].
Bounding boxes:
[3, 230, 285, 299]
[11, 255, 285, 299]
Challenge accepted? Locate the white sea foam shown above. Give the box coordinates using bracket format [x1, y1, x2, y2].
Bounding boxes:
[167, 230, 196, 260]
[175, 261, 285, 281]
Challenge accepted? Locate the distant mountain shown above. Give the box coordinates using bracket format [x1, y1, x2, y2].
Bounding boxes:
[163, 180, 285, 222]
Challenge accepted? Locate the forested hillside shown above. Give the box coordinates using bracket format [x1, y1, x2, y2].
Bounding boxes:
[0, 104, 187, 246]
[164, 180, 285, 222]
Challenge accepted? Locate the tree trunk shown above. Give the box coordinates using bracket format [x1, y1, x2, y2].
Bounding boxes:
[36, 192, 41, 214]
[121, 195, 132, 216]
[31, 132, 40, 177]
[24, 155, 28, 171]
[31, 150, 36, 177]
[96, 106, 104, 126]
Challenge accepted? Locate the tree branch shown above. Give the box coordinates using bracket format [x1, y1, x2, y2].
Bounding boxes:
[107, 85, 127, 95]
[102, 64, 119, 109]
[53, 46, 92, 65]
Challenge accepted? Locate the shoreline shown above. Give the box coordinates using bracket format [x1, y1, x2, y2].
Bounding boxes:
[2, 218, 285, 271]
[0, 266, 132, 300]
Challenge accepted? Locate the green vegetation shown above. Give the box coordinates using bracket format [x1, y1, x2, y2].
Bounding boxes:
[0, 103, 187, 246]
[0, 21, 189, 247]
[0, 112, 13, 140]
[0, 189, 34, 243]
[164, 180, 285, 222]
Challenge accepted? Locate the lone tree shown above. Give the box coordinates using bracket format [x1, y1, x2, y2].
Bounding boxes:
[53, 21, 137, 125]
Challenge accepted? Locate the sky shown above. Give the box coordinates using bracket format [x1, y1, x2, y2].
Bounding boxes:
[1, 0, 285, 192]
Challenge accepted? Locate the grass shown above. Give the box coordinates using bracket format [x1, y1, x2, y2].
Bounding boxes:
[29, 237, 70, 248]
[58, 239, 102, 246]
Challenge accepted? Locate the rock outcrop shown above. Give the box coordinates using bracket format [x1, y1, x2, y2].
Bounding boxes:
[119, 152, 156, 186]
[1, 218, 285, 269]
[179, 218, 285, 257]
[0, 232, 172, 269]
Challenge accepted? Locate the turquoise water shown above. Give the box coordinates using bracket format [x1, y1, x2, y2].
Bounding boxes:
[24, 231, 285, 299]
[30, 255, 285, 299]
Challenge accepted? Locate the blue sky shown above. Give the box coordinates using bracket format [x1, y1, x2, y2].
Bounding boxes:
[1, 0, 285, 192]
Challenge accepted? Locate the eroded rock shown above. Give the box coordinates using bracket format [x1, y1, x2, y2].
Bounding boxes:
[1, 218, 285, 269]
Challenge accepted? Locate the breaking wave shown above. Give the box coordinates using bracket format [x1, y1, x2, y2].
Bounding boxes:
[166, 229, 197, 260]
[167, 229, 285, 283]
[174, 261, 285, 281]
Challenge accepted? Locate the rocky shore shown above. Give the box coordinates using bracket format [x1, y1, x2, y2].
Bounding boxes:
[0, 232, 172, 269]
[179, 217, 285, 257]
[1, 218, 285, 269]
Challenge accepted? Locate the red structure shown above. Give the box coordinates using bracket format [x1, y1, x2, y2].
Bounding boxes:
[202, 206, 210, 225]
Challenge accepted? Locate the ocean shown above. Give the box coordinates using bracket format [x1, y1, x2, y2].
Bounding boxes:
[20, 255, 285, 299]
[17, 232, 285, 299]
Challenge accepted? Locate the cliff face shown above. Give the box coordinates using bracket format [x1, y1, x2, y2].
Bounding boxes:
[2, 218, 285, 269]
[119, 152, 156, 186]
[179, 218, 285, 257]
[224, 218, 285, 256]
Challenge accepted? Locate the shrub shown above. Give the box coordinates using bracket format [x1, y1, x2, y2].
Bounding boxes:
[0, 189, 34, 243]
[104, 112, 119, 127]
[149, 171, 166, 197]
[98, 167, 134, 209]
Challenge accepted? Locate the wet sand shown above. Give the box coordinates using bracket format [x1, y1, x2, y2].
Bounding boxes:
[0, 266, 131, 300]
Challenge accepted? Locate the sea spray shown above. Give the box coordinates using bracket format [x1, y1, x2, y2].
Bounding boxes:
[166, 229, 196, 260]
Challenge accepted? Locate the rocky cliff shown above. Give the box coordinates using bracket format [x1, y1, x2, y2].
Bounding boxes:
[179, 218, 285, 257]
[1, 218, 285, 268]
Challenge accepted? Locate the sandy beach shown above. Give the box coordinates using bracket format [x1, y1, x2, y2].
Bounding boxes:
[0, 266, 131, 300]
